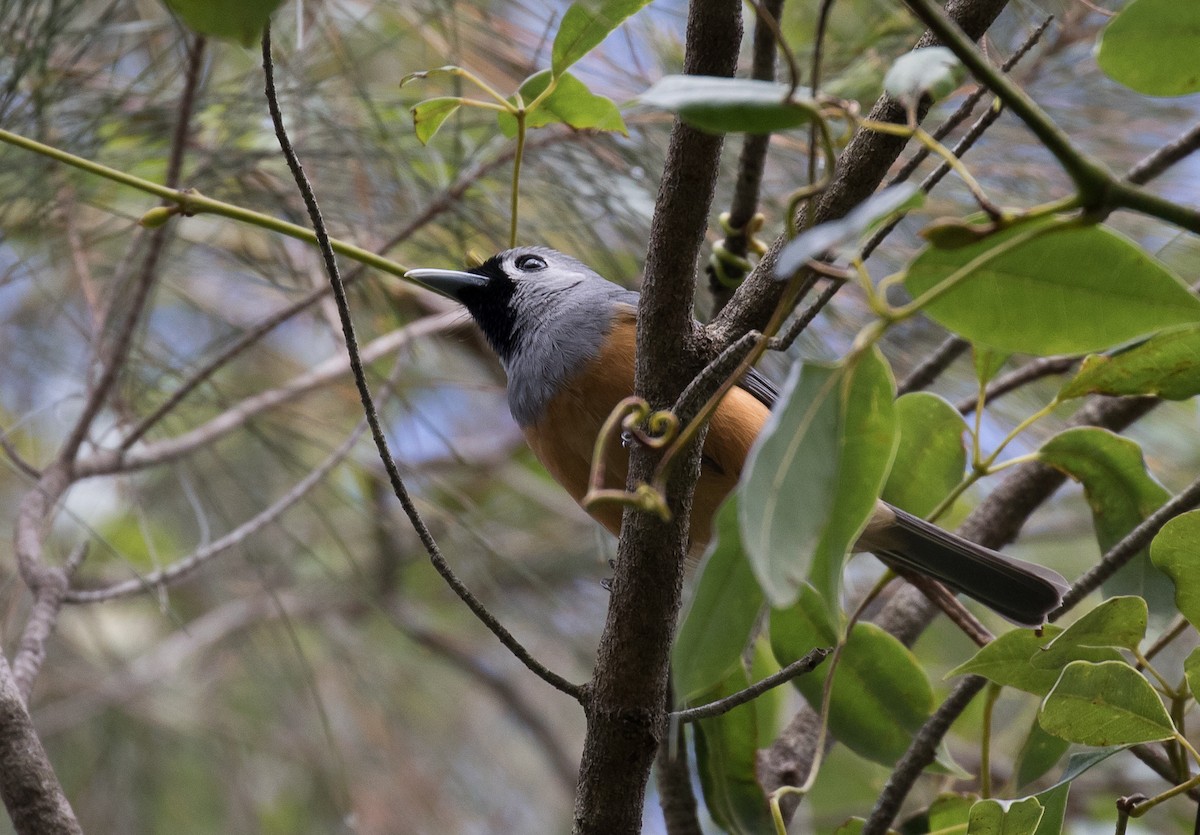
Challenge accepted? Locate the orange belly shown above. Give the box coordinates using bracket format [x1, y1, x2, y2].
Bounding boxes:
[522, 312, 769, 553]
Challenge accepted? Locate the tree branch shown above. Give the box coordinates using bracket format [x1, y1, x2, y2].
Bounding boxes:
[572, 1, 743, 831]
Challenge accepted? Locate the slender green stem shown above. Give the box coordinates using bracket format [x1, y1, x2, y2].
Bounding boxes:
[0, 127, 413, 281]
[901, 0, 1112, 206]
[1132, 648, 1179, 698]
[979, 683, 1001, 798]
[1128, 767, 1200, 817]
[451, 67, 517, 110]
[979, 399, 1059, 470]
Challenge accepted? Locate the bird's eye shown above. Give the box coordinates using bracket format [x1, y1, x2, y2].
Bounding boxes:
[514, 254, 547, 272]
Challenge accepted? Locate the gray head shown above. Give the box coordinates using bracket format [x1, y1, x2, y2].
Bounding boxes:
[407, 246, 637, 426]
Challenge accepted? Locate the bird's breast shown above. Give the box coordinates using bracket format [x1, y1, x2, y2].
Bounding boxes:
[521, 312, 771, 553]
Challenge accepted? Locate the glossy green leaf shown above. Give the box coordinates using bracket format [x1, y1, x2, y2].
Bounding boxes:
[905, 219, 1200, 356]
[967, 796, 1044, 835]
[1060, 325, 1200, 401]
[551, 0, 652, 76]
[884, 46, 965, 106]
[1015, 718, 1071, 789]
[1036, 428, 1172, 609]
[411, 97, 464, 145]
[775, 184, 922, 277]
[162, 0, 285, 46]
[497, 71, 626, 137]
[1149, 510, 1200, 628]
[693, 666, 774, 834]
[926, 793, 974, 831]
[639, 75, 818, 135]
[741, 347, 897, 609]
[881, 392, 967, 518]
[1185, 647, 1200, 701]
[1096, 0, 1200, 96]
[1032, 596, 1147, 671]
[1039, 660, 1175, 745]
[948, 625, 1122, 696]
[1031, 747, 1127, 835]
[674, 498, 764, 702]
[773, 604, 933, 768]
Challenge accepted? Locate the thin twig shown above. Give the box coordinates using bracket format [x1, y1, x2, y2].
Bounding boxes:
[59, 34, 206, 462]
[260, 26, 582, 702]
[1052, 474, 1200, 618]
[81, 312, 462, 477]
[955, 354, 1079, 414]
[11, 543, 86, 702]
[897, 336, 969, 394]
[862, 675, 989, 834]
[672, 648, 830, 723]
[66, 418, 370, 603]
[1126, 121, 1200, 187]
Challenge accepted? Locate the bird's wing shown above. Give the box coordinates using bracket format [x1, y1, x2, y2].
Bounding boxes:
[739, 367, 778, 409]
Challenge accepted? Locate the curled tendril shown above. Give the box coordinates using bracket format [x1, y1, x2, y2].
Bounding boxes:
[581, 398, 677, 523]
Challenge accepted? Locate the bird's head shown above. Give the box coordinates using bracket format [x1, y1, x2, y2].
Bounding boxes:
[407, 246, 635, 426]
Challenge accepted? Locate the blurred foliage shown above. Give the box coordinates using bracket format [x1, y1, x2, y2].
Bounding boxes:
[0, 0, 1198, 833]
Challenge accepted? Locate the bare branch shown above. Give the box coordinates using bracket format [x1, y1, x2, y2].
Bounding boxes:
[673, 647, 830, 723]
[0, 654, 81, 834]
[261, 27, 583, 703]
[79, 312, 463, 477]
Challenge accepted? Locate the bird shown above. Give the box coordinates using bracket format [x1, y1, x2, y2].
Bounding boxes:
[406, 246, 1068, 626]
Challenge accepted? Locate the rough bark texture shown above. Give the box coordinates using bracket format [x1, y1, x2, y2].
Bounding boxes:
[570, 2, 743, 832]
[0, 656, 81, 834]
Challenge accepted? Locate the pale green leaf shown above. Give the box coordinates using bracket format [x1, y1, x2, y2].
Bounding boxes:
[905, 219, 1200, 356]
[881, 392, 967, 518]
[1060, 325, 1200, 401]
[1096, 0, 1200, 96]
[1149, 510, 1200, 629]
[674, 498, 764, 702]
[1039, 660, 1175, 745]
[551, 0, 653, 76]
[639, 75, 818, 135]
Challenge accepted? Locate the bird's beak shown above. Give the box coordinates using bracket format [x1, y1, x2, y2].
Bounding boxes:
[404, 268, 488, 301]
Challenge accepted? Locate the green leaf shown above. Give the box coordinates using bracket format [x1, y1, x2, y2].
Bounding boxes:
[411, 97, 464, 145]
[741, 347, 897, 609]
[974, 346, 1010, 385]
[948, 625, 1122, 696]
[693, 667, 774, 834]
[639, 75, 818, 135]
[1149, 510, 1200, 629]
[832, 820, 868, 835]
[773, 606, 934, 768]
[1185, 647, 1200, 700]
[1096, 0, 1200, 97]
[905, 219, 1200, 356]
[162, 0, 286, 46]
[497, 71, 626, 137]
[1032, 596, 1147, 672]
[927, 794, 974, 831]
[674, 498, 764, 702]
[551, 0, 652, 77]
[1015, 718, 1071, 789]
[1039, 660, 1175, 745]
[884, 46, 966, 106]
[1060, 325, 1200, 401]
[1036, 428, 1172, 609]
[775, 184, 923, 277]
[749, 637, 785, 744]
[967, 797, 1044, 835]
[881, 392, 967, 518]
[1031, 747, 1127, 835]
